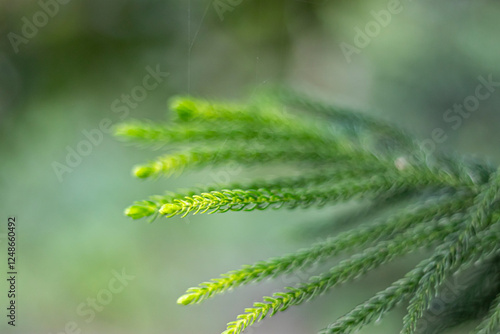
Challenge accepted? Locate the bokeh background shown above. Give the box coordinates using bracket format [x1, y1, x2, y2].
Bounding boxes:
[1, 1, 499, 333]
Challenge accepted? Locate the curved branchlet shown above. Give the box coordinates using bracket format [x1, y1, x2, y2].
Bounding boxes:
[124, 164, 387, 220]
[157, 169, 463, 218]
[177, 194, 472, 306]
[129, 143, 370, 179]
[114, 113, 342, 150]
[125, 164, 473, 220]
[222, 214, 467, 334]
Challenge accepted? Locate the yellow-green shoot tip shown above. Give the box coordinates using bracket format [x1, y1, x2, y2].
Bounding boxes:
[113, 123, 146, 138]
[133, 165, 155, 179]
[159, 203, 182, 216]
[124, 205, 156, 219]
[169, 97, 199, 122]
[177, 293, 197, 305]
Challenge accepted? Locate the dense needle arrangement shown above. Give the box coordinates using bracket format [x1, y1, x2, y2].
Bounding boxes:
[115, 91, 500, 334]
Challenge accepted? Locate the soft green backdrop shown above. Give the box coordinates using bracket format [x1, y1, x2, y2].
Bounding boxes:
[1, 1, 499, 333]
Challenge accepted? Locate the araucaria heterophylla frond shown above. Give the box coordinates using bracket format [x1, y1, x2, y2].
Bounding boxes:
[116, 92, 500, 334]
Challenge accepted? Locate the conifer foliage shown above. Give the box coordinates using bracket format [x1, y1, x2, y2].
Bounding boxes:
[115, 91, 500, 334]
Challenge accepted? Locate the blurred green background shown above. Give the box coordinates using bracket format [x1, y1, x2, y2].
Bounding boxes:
[1, 1, 499, 333]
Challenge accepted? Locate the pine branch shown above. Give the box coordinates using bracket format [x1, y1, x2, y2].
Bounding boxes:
[177, 194, 472, 305]
[124, 165, 386, 219]
[114, 118, 339, 150]
[114, 120, 248, 148]
[125, 162, 474, 219]
[170, 96, 315, 133]
[129, 142, 372, 179]
[169, 96, 351, 149]
[157, 167, 467, 218]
